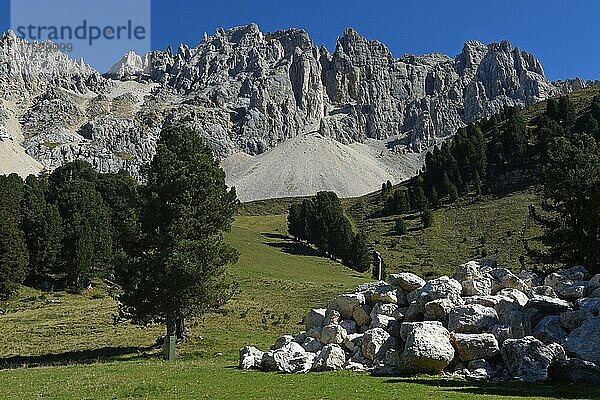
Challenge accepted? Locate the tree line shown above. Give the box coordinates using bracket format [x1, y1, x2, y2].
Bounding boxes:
[0, 125, 239, 341]
[287, 191, 371, 273]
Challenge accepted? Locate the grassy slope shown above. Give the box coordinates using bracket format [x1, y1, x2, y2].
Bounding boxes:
[1, 212, 597, 399]
[3, 88, 600, 399]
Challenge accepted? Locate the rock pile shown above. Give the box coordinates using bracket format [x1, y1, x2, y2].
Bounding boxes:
[239, 261, 600, 383]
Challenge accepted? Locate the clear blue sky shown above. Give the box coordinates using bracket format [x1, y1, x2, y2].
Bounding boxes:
[0, 0, 598, 80]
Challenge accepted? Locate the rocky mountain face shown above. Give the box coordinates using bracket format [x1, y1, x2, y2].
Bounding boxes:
[0, 25, 591, 198]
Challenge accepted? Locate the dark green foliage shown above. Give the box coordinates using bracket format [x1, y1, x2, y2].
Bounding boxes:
[536, 133, 600, 273]
[385, 188, 410, 215]
[287, 191, 367, 271]
[558, 96, 576, 125]
[421, 209, 433, 228]
[0, 174, 28, 299]
[96, 171, 141, 257]
[411, 184, 428, 211]
[395, 218, 406, 235]
[48, 163, 112, 290]
[116, 125, 239, 334]
[474, 171, 482, 198]
[546, 98, 560, 121]
[429, 186, 439, 208]
[351, 231, 371, 273]
[20, 174, 63, 283]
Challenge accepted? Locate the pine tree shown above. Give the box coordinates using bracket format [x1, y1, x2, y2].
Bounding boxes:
[20, 174, 63, 282]
[429, 186, 439, 208]
[474, 171, 482, 198]
[546, 98, 560, 121]
[0, 174, 28, 299]
[287, 203, 302, 240]
[421, 209, 433, 228]
[116, 125, 239, 346]
[411, 185, 428, 211]
[558, 96, 576, 125]
[351, 231, 371, 273]
[395, 218, 407, 235]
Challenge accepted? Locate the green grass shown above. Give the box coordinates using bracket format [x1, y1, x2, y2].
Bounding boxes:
[0, 209, 593, 399]
[350, 188, 548, 279]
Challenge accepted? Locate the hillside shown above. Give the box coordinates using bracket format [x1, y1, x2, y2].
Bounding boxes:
[1, 206, 597, 399]
[0, 26, 593, 199]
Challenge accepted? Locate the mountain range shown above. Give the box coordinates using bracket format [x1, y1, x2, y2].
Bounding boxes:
[0, 24, 592, 200]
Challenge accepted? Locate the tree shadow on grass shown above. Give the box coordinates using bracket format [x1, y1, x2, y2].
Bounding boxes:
[383, 378, 600, 399]
[263, 241, 321, 257]
[0, 345, 157, 370]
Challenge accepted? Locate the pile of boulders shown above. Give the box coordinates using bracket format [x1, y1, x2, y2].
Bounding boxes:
[239, 261, 600, 383]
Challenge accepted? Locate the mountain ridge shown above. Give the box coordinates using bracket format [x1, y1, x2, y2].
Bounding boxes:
[0, 24, 594, 200]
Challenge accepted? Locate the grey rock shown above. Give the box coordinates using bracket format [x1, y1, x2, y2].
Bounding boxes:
[533, 316, 568, 344]
[462, 277, 492, 297]
[320, 324, 347, 345]
[239, 345, 264, 370]
[352, 304, 372, 326]
[362, 327, 394, 361]
[328, 293, 365, 320]
[453, 261, 483, 282]
[501, 336, 566, 382]
[487, 268, 527, 294]
[548, 358, 600, 384]
[578, 298, 600, 315]
[451, 333, 499, 362]
[399, 321, 455, 374]
[302, 337, 324, 353]
[525, 295, 573, 316]
[563, 317, 600, 365]
[559, 309, 593, 331]
[324, 309, 341, 326]
[311, 344, 346, 371]
[341, 320, 357, 335]
[388, 272, 425, 292]
[448, 304, 499, 333]
[544, 272, 586, 300]
[424, 298, 454, 322]
[414, 276, 464, 313]
[261, 342, 316, 373]
[271, 335, 294, 350]
[305, 308, 326, 331]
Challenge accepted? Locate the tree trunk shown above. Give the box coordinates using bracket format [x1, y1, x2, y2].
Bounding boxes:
[166, 312, 177, 337]
[176, 317, 188, 340]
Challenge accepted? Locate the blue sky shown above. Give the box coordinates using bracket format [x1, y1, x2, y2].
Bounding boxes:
[0, 0, 598, 80]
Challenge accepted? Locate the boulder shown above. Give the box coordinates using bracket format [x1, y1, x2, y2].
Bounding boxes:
[311, 344, 346, 371]
[388, 272, 425, 292]
[448, 304, 498, 333]
[525, 295, 572, 316]
[487, 268, 527, 294]
[370, 284, 398, 304]
[414, 276, 463, 312]
[404, 301, 423, 322]
[518, 271, 542, 288]
[527, 286, 557, 298]
[577, 298, 600, 315]
[293, 331, 307, 344]
[462, 277, 492, 296]
[589, 274, 600, 289]
[271, 335, 294, 350]
[491, 310, 532, 343]
[497, 288, 529, 307]
[464, 295, 501, 308]
[344, 349, 373, 372]
[533, 316, 567, 344]
[501, 336, 566, 382]
[320, 324, 347, 345]
[563, 317, 600, 365]
[559, 309, 593, 331]
[261, 342, 316, 373]
[239, 346, 264, 370]
[342, 333, 363, 353]
[329, 293, 365, 320]
[362, 327, 394, 361]
[557, 265, 589, 281]
[305, 308, 326, 331]
[341, 320, 357, 335]
[424, 298, 454, 322]
[302, 337, 324, 353]
[306, 326, 323, 341]
[453, 261, 482, 282]
[451, 333, 500, 362]
[370, 302, 399, 319]
[545, 272, 585, 300]
[371, 314, 395, 330]
[352, 304, 372, 327]
[590, 287, 600, 298]
[548, 358, 600, 384]
[399, 321, 455, 374]
[324, 309, 341, 325]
